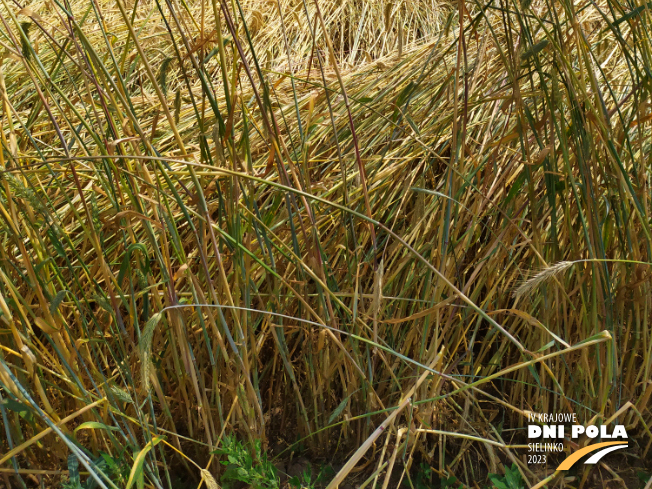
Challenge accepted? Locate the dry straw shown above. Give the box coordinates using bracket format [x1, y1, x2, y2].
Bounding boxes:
[0, 0, 650, 487]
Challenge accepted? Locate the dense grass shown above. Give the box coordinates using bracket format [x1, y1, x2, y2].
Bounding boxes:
[0, 0, 651, 487]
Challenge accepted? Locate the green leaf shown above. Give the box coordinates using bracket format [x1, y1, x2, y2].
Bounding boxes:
[613, 4, 650, 26]
[20, 22, 31, 61]
[1, 398, 30, 414]
[158, 58, 174, 97]
[117, 243, 148, 285]
[527, 364, 542, 387]
[521, 39, 549, 60]
[405, 114, 421, 136]
[49, 290, 68, 315]
[396, 81, 415, 106]
[506, 468, 519, 488]
[67, 454, 81, 488]
[489, 473, 510, 489]
[442, 476, 458, 487]
[504, 171, 526, 206]
[327, 392, 354, 424]
[537, 341, 555, 352]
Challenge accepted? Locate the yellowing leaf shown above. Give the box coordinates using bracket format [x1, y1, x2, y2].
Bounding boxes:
[35, 317, 58, 334]
[74, 421, 120, 433]
[125, 436, 164, 489]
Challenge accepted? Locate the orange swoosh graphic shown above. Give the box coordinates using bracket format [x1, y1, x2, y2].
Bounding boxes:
[557, 441, 628, 470]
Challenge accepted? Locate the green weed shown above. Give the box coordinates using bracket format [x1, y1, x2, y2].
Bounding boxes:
[487, 464, 525, 489]
[288, 464, 334, 488]
[212, 435, 280, 489]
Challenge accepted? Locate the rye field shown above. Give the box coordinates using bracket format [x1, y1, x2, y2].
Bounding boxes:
[0, 0, 651, 487]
